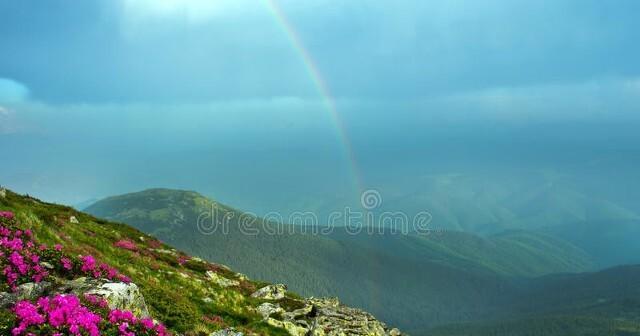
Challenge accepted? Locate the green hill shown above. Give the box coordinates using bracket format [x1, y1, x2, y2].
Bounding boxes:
[85, 188, 597, 331]
[0, 187, 401, 335]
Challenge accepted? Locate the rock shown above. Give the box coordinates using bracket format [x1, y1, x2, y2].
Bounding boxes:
[87, 282, 150, 317]
[267, 318, 308, 336]
[0, 282, 52, 308]
[0, 188, 6, 198]
[69, 216, 79, 223]
[257, 302, 284, 320]
[250, 284, 286, 300]
[0, 292, 14, 308]
[16, 282, 52, 301]
[283, 303, 313, 320]
[206, 271, 240, 288]
[40, 261, 55, 269]
[272, 297, 402, 336]
[62, 277, 150, 318]
[209, 328, 244, 336]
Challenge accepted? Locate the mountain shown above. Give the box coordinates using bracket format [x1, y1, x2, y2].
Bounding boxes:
[425, 265, 640, 335]
[378, 172, 639, 235]
[85, 188, 596, 331]
[0, 187, 401, 335]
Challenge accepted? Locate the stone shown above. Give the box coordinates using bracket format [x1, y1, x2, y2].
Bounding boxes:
[301, 297, 401, 336]
[257, 302, 284, 320]
[86, 281, 150, 317]
[250, 284, 286, 300]
[209, 328, 244, 336]
[267, 318, 308, 336]
[40, 261, 55, 269]
[16, 282, 52, 301]
[283, 304, 313, 320]
[0, 188, 6, 198]
[69, 216, 79, 223]
[0, 282, 52, 308]
[62, 277, 150, 318]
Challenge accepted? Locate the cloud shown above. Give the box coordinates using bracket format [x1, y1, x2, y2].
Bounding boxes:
[119, 0, 255, 24]
[0, 78, 29, 103]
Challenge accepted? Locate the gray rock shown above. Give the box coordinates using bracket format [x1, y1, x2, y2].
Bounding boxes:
[86, 281, 150, 317]
[16, 282, 52, 301]
[250, 284, 286, 300]
[209, 328, 244, 336]
[0, 282, 52, 308]
[69, 216, 79, 223]
[278, 297, 401, 336]
[0, 188, 6, 198]
[257, 302, 284, 320]
[63, 277, 150, 318]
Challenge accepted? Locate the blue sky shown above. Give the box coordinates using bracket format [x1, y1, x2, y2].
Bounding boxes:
[1, 0, 640, 209]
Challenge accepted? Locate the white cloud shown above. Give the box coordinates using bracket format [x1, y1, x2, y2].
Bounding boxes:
[120, 0, 255, 24]
[0, 78, 29, 103]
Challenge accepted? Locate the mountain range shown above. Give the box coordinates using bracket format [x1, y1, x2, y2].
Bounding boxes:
[84, 187, 640, 334]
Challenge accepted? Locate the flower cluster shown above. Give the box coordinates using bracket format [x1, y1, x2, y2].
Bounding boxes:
[107, 309, 169, 336]
[1, 211, 170, 335]
[12, 294, 169, 336]
[113, 239, 137, 252]
[0, 218, 48, 289]
[0, 211, 14, 220]
[0, 212, 129, 289]
[13, 294, 102, 336]
[79, 255, 131, 283]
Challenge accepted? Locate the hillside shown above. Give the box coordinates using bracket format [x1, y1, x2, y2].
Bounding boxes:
[0, 187, 401, 335]
[85, 188, 597, 330]
[424, 265, 640, 335]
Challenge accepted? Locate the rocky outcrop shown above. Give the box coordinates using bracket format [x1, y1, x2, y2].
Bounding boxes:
[250, 284, 287, 300]
[254, 297, 401, 336]
[0, 188, 6, 198]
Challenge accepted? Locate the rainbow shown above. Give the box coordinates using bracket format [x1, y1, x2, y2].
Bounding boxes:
[263, 0, 365, 204]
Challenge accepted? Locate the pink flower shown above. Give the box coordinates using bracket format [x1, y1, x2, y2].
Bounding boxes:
[60, 257, 73, 271]
[80, 255, 96, 272]
[113, 239, 137, 251]
[0, 211, 14, 220]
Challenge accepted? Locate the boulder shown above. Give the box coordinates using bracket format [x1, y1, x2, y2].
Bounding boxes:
[0, 282, 52, 308]
[86, 281, 150, 317]
[267, 318, 308, 336]
[0, 188, 6, 198]
[250, 284, 286, 300]
[209, 328, 244, 336]
[63, 277, 150, 317]
[257, 302, 284, 320]
[69, 216, 79, 224]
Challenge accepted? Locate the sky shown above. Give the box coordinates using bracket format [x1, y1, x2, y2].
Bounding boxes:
[1, 0, 640, 213]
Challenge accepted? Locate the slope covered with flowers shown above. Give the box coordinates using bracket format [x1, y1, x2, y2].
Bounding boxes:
[1, 210, 169, 335]
[0, 188, 290, 335]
